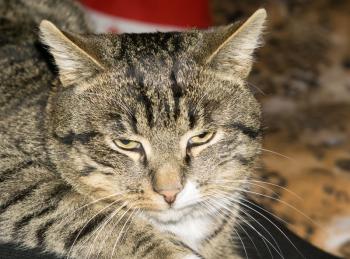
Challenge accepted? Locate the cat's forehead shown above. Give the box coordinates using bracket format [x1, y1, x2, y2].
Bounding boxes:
[116, 31, 200, 58]
[97, 33, 203, 134]
[107, 69, 197, 136]
[110, 32, 200, 82]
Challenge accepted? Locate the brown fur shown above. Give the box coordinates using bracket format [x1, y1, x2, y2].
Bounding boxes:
[0, 1, 266, 258]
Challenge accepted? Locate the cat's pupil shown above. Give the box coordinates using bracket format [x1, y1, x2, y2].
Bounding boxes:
[120, 139, 131, 145]
[198, 132, 207, 139]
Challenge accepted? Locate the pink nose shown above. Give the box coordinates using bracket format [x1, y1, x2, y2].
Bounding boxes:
[158, 189, 181, 204]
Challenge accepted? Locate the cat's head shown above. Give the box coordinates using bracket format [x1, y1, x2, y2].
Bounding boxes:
[40, 9, 266, 222]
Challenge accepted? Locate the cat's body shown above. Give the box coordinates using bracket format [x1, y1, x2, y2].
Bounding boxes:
[0, 1, 266, 258]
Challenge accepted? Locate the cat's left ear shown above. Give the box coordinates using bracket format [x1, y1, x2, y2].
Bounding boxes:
[200, 9, 267, 79]
[39, 20, 105, 86]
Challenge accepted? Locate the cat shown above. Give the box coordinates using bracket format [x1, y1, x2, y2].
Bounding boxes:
[0, 0, 266, 258]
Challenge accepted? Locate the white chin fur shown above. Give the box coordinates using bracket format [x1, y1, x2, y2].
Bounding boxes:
[142, 180, 217, 251]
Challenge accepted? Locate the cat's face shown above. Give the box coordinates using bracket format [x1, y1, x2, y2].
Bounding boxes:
[41, 9, 266, 222]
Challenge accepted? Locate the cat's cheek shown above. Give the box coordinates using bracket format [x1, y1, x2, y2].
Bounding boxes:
[79, 173, 118, 198]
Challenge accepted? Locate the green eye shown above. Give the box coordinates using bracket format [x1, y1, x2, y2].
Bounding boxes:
[189, 132, 215, 147]
[114, 139, 141, 151]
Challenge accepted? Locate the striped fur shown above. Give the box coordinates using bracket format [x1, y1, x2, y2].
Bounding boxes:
[0, 1, 266, 258]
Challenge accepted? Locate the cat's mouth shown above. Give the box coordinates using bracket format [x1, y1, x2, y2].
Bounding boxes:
[143, 202, 203, 223]
[144, 196, 215, 223]
[140, 197, 198, 214]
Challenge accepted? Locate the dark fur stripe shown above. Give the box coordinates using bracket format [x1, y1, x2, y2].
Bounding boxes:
[125, 62, 154, 128]
[137, 89, 154, 128]
[230, 123, 261, 139]
[187, 102, 197, 129]
[132, 234, 153, 255]
[14, 204, 57, 240]
[54, 131, 99, 145]
[13, 184, 71, 234]
[140, 243, 158, 257]
[89, 156, 115, 169]
[205, 217, 229, 241]
[121, 36, 154, 128]
[64, 213, 108, 250]
[80, 166, 96, 176]
[108, 113, 127, 133]
[36, 219, 55, 246]
[169, 239, 204, 259]
[0, 159, 33, 183]
[170, 70, 183, 120]
[0, 181, 43, 214]
[129, 113, 138, 134]
[218, 155, 254, 167]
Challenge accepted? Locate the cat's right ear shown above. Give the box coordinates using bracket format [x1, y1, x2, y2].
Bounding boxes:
[198, 9, 267, 80]
[39, 20, 104, 86]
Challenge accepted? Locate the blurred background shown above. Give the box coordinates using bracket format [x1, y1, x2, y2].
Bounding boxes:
[79, 1, 350, 257]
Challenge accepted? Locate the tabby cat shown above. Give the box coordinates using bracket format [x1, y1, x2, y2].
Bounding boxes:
[0, 0, 266, 258]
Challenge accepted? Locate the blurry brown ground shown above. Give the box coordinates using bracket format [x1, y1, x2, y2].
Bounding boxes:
[211, 0, 350, 258]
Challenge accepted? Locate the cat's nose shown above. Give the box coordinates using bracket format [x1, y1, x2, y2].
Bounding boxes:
[153, 162, 183, 205]
[158, 189, 181, 204]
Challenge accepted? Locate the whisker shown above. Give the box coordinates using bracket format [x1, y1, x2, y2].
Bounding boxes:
[201, 200, 218, 217]
[211, 194, 286, 259]
[260, 148, 295, 162]
[213, 187, 297, 228]
[176, 192, 219, 209]
[248, 179, 302, 200]
[66, 198, 125, 259]
[207, 195, 281, 259]
[94, 208, 129, 259]
[247, 81, 266, 95]
[120, 209, 142, 244]
[237, 199, 298, 259]
[231, 200, 284, 259]
[234, 223, 248, 259]
[209, 183, 320, 229]
[85, 201, 129, 259]
[213, 190, 305, 259]
[209, 197, 267, 259]
[237, 188, 321, 229]
[64, 191, 128, 223]
[209, 179, 302, 201]
[235, 211, 273, 259]
[209, 179, 288, 202]
[109, 205, 135, 258]
[111, 208, 139, 256]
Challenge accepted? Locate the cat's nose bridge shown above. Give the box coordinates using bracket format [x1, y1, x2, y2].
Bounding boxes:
[152, 162, 183, 204]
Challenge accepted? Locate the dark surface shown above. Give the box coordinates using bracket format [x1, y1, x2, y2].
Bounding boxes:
[0, 200, 341, 259]
[236, 200, 341, 259]
[0, 243, 57, 259]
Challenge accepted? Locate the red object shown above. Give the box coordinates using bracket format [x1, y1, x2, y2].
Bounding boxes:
[80, 0, 211, 29]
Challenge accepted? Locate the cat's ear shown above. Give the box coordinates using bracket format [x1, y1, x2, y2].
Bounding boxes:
[202, 9, 266, 79]
[39, 20, 104, 86]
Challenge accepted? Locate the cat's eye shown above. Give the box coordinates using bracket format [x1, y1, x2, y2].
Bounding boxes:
[114, 139, 142, 151]
[188, 132, 215, 147]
